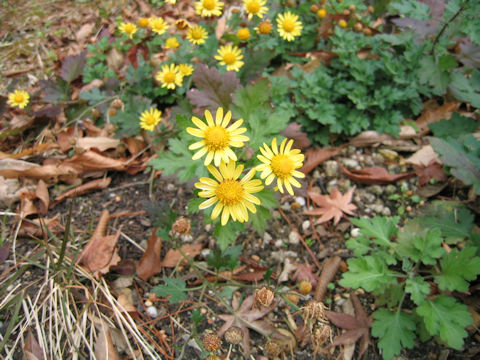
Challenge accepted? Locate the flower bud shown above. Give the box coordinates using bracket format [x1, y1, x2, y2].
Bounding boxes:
[203, 333, 222, 352]
[172, 216, 191, 235]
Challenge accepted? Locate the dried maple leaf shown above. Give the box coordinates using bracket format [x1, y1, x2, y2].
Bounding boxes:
[217, 294, 276, 356]
[326, 293, 372, 358]
[304, 188, 356, 225]
[292, 263, 318, 288]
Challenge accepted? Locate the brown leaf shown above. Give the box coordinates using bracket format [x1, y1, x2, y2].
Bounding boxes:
[0, 162, 80, 182]
[414, 161, 447, 187]
[280, 123, 311, 150]
[106, 47, 124, 72]
[94, 320, 119, 360]
[24, 330, 46, 360]
[315, 256, 341, 302]
[136, 230, 162, 281]
[76, 23, 94, 43]
[304, 188, 357, 225]
[53, 178, 111, 204]
[300, 147, 341, 175]
[406, 145, 439, 166]
[124, 137, 146, 156]
[338, 162, 415, 185]
[348, 128, 419, 151]
[292, 263, 318, 288]
[65, 150, 128, 172]
[18, 216, 64, 238]
[0, 143, 58, 160]
[76, 137, 121, 152]
[77, 210, 121, 278]
[35, 180, 49, 215]
[416, 101, 459, 134]
[161, 243, 203, 267]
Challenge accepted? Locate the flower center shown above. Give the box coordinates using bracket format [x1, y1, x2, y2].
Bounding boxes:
[247, 1, 260, 14]
[223, 52, 236, 65]
[125, 24, 135, 34]
[282, 19, 295, 32]
[216, 180, 244, 206]
[258, 21, 272, 34]
[271, 154, 294, 178]
[164, 71, 176, 83]
[191, 28, 203, 39]
[14, 94, 25, 103]
[204, 126, 230, 150]
[144, 114, 156, 126]
[203, 0, 216, 10]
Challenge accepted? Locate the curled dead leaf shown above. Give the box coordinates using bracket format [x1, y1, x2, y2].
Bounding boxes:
[338, 162, 415, 185]
[300, 147, 341, 175]
[161, 243, 203, 267]
[53, 178, 111, 204]
[136, 230, 162, 281]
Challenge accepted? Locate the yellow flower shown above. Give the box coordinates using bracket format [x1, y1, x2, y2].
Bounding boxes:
[166, 0, 176, 4]
[8, 90, 29, 109]
[237, 28, 250, 41]
[214, 44, 244, 72]
[317, 9, 327, 18]
[138, 18, 150, 28]
[187, 107, 249, 166]
[243, 0, 268, 20]
[276, 11, 302, 41]
[119, 22, 138, 39]
[149, 17, 169, 35]
[256, 19, 272, 34]
[165, 37, 180, 49]
[195, 0, 224, 17]
[256, 138, 305, 195]
[338, 19, 347, 28]
[195, 160, 264, 225]
[139, 108, 162, 131]
[187, 25, 208, 45]
[155, 64, 183, 89]
[179, 64, 194, 76]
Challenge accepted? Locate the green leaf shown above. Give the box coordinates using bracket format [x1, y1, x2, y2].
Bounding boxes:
[416, 294, 472, 349]
[388, 0, 430, 20]
[429, 112, 479, 139]
[79, 87, 108, 105]
[339, 256, 398, 293]
[187, 197, 204, 215]
[405, 277, 430, 305]
[206, 245, 242, 271]
[350, 216, 400, 248]
[213, 221, 244, 251]
[397, 227, 445, 265]
[419, 55, 450, 95]
[430, 135, 480, 195]
[110, 95, 150, 137]
[152, 277, 188, 304]
[435, 247, 480, 292]
[255, 188, 279, 209]
[250, 205, 271, 233]
[371, 308, 416, 360]
[345, 235, 371, 257]
[449, 70, 480, 108]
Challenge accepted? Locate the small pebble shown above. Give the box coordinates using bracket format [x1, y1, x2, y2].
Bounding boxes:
[385, 185, 397, 195]
[274, 239, 284, 248]
[166, 183, 176, 191]
[302, 220, 311, 232]
[145, 300, 153, 307]
[324, 160, 339, 177]
[374, 204, 384, 214]
[341, 158, 360, 169]
[146, 306, 158, 318]
[382, 207, 392, 216]
[369, 185, 383, 195]
[288, 231, 301, 245]
[351, 228, 361, 238]
[251, 254, 260, 262]
[295, 196, 306, 207]
[263, 232, 273, 243]
[204, 224, 212, 232]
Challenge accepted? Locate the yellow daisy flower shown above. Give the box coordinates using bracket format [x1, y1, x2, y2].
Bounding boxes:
[138, 17, 150, 28]
[139, 108, 162, 131]
[8, 90, 30, 109]
[165, 37, 180, 49]
[237, 28, 250, 41]
[195, 0, 224, 17]
[119, 22, 138, 39]
[195, 160, 264, 225]
[187, 25, 208, 44]
[187, 107, 249, 166]
[256, 19, 272, 34]
[243, 0, 268, 20]
[149, 17, 169, 35]
[179, 64, 194, 76]
[214, 44, 244, 72]
[166, 0, 176, 4]
[155, 64, 183, 89]
[256, 138, 305, 195]
[276, 11, 303, 41]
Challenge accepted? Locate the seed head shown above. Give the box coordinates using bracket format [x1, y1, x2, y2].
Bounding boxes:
[310, 4, 319, 13]
[302, 301, 327, 323]
[254, 287, 275, 309]
[172, 216, 191, 235]
[298, 280, 312, 295]
[203, 333, 222, 352]
[264, 340, 282, 358]
[111, 99, 124, 109]
[224, 326, 242, 345]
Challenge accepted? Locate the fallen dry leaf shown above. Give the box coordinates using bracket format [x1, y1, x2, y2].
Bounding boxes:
[304, 188, 357, 225]
[19, 180, 49, 217]
[161, 243, 203, 267]
[338, 162, 415, 185]
[315, 256, 341, 302]
[292, 263, 318, 288]
[406, 145, 439, 166]
[281, 123, 311, 150]
[18, 215, 64, 238]
[413, 161, 448, 187]
[0, 176, 24, 207]
[23, 330, 46, 360]
[76, 137, 121, 152]
[301, 147, 341, 175]
[53, 178, 111, 204]
[136, 230, 162, 281]
[35, 180, 49, 215]
[416, 101, 459, 134]
[0, 143, 58, 160]
[94, 319, 119, 360]
[77, 210, 121, 278]
[348, 128, 420, 152]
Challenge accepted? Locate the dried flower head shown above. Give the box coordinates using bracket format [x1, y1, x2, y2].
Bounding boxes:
[256, 19, 272, 35]
[301, 301, 327, 323]
[298, 280, 313, 295]
[312, 323, 333, 348]
[264, 340, 282, 357]
[111, 98, 124, 109]
[172, 216, 191, 235]
[224, 326, 242, 345]
[203, 333, 222, 352]
[254, 287, 275, 309]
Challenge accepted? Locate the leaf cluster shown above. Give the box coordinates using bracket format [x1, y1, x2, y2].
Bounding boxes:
[340, 203, 480, 359]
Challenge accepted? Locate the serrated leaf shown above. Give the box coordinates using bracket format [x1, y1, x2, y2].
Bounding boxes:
[351, 216, 400, 248]
[339, 256, 398, 293]
[152, 277, 188, 304]
[416, 294, 472, 349]
[371, 308, 416, 360]
[398, 228, 445, 265]
[213, 221, 244, 251]
[206, 245, 242, 271]
[435, 247, 480, 292]
[40, 79, 69, 102]
[448, 70, 480, 108]
[187, 197, 204, 215]
[405, 277, 430, 305]
[345, 236, 371, 257]
[250, 206, 271, 233]
[186, 64, 241, 111]
[61, 50, 87, 83]
[255, 188, 279, 209]
[429, 112, 479, 139]
[430, 135, 480, 195]
[79, 87, 108, 105]
[388, 0, 430, 20]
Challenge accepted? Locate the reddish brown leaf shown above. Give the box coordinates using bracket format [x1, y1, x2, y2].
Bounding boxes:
[281, 123, 311, 150]
[53, 178, 111, 204]
[304, 188, 357, 225]
[35, 180, 49, 215]
[233, 270, 267, 282]
[414, 161, 448, 187]
[77, 210, 121, 278]
[0, 143, 58, 160]
[136, 230, 162, 281]
[315, 256, 341, 302]
[326, 311, 361, 330]
[300, 147, 340, 175]
[338, 162, 415, 185]
[292, 263, 318, 288]
[24, 330, 46, 360]
[331, 327, 368, 347]
[18, 216, 64, 238]
[161, 243, 203, 267]
[0, 243, 9, 265]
